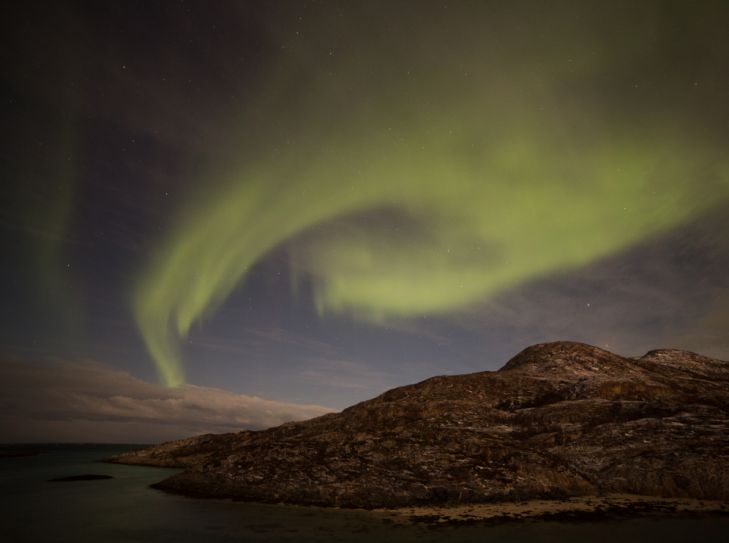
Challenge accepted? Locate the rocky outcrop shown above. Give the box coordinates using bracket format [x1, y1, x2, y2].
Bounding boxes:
[112, 341, 729, 508]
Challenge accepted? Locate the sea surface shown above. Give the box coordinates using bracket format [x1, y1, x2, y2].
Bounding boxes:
[1, 444, 728, 543]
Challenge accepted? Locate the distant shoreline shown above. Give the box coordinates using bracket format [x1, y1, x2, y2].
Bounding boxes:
[0, 443, 148, 460]
[0, 449, 43, 459]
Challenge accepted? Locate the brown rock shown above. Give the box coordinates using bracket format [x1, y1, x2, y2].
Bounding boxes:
[112, 341, 729, 508]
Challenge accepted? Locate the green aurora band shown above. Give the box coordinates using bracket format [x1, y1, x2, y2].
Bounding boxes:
[133, 3, 729, 386]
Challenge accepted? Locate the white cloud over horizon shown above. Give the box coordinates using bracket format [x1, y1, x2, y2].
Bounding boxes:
[0, 358, 334, 444]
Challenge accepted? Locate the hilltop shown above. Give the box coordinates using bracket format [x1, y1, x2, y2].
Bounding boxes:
[113, 341, 729, 509]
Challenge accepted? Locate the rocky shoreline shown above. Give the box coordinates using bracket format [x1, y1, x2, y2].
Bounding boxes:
[113, 342, 729, 512]
[382, 494, 729, 526]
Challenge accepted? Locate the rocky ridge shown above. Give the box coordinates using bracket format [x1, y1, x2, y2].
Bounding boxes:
[112, 341, 729, 508]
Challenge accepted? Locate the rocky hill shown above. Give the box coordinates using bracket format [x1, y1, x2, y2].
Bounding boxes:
[112, 341, 729, 508]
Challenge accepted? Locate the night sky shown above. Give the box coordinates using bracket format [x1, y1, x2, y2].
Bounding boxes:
[2, 1, 729, 442]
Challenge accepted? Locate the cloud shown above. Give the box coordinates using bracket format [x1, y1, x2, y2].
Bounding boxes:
[296, 356, 392, 393]
[0, 358, 334, 444]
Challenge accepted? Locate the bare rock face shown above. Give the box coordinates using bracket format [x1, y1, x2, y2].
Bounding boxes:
[113, 342, 729, 508]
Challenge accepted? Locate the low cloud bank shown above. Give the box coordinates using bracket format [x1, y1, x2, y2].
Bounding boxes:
[0, 359, 334, 443]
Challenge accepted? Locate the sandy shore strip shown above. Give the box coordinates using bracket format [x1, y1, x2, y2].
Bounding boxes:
[374, 494, 729, 525]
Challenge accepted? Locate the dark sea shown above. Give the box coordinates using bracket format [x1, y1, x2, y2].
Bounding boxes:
[1, 444, 728, 543]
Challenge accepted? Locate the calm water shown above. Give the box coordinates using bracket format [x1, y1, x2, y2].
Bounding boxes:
[1, 444, 728, 543]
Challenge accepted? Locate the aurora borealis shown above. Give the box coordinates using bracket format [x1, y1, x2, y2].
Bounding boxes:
[137, 112, 728, 386]
[132, 1, 729, 385]
[3, 1, 729, 439]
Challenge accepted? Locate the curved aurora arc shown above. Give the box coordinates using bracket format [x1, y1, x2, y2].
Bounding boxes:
[133, 11, 729, 387]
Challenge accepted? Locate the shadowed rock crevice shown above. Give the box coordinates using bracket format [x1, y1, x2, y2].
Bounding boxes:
[112, 341, 729, 508]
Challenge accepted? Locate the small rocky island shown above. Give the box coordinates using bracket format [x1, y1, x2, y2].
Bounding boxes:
[113, 342, 729, 512]
[49, 474, 114, 482]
